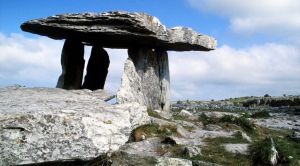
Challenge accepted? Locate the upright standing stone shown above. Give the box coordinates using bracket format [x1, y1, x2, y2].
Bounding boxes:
[56, 39, 85, 89]
[82, 46, 110, 90]
[117, 48, 170, 111]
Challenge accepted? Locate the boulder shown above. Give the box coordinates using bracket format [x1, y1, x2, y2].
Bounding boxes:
[0, 86, 150, 165]
[21, 11, 217, 51]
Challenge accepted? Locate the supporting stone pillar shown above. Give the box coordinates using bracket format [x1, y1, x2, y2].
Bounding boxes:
[117, 48, 170, 111]
[56, 39, 85, 90]
[82, 46, 110, 90]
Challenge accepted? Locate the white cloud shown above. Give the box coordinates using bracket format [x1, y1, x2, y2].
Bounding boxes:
[1, 33, 299, 100]
[169, 43, 300, 100]
[0, 33, 127, 92]
[188, 0, 300, 34]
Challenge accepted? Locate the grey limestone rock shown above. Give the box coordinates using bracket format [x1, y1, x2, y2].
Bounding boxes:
[21, 11, 216, 51]
[116, 48, 170, 110]
[222, 143, 250, 155]
[183, 146, 202, 157]
[0, 86, 150, 165]
[178, 109, 193, 117]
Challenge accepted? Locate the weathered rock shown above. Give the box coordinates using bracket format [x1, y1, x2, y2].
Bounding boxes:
[289, 131, 300, 142]
[0, 87, 150, 165]
[192, 160, 222, 166]
[82, 46, 110, 90]
[120, 137, 163, 157]
[56, 39, 85, 89]
[88, 151, 193, 166]
[205, 124, 222, 131]
[178, 109, 193, 117]
[183, 146, 202, 157]
[222, 144, 249, 155]
[21, 11, 217, 51]
[237, 131, 252, 143]
[117, 48, 170, 110]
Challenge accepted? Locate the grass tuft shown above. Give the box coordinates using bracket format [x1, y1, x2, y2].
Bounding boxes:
[249, 137, 298, 165]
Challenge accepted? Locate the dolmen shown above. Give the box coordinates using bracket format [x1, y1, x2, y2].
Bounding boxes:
[21, 11, 217, 111]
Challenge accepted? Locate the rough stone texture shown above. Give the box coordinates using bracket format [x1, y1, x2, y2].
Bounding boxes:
[289, 131, 300, 142]
[87, 151, 193, 166]
[82, 46, 110, 90]
[56, 39, 85, 89]
[254, 113, 300, 131]
[192, 160, 222, 166]
[117, 48, 170, 110]
[178, 109, 193, 117]
[21, 11, 217, 51]
[205, 124, 222, 131]
[183, 146, 202, 157]
[120, 137, 163, 157]
[222, 144, 249, 155]
[0, 86, 150, 165]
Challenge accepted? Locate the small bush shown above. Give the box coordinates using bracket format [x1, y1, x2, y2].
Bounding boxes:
[131, 124, 159, 141]
[250, 137, 297, 165]
[275, 138, 297, 164]
[147, 108, 161, 118]
[250, 137, 273, 165]
[251, 110, 271, 119]
[220, 115, 255, 133]
[198, 113, 218, 125]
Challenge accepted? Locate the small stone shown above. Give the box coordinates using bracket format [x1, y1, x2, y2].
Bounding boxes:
[183, 146, 201, 157]
[141, 134, 146, 141]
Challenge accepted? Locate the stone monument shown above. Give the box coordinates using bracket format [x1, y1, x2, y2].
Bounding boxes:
[21, 11, 217, 111]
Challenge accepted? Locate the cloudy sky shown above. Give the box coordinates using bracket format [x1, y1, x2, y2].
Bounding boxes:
[0, 0, 299, 100]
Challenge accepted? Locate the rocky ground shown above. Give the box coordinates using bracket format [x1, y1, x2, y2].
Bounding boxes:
[1, 86, 299, 166]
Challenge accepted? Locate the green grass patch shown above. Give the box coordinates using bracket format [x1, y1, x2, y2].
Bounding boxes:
[195, 135, 251, 166]
[249, 137, 298, 166]
[198, 113, 219, 125]
[130, 124, 180, 142]
[198, 114, 255, 134]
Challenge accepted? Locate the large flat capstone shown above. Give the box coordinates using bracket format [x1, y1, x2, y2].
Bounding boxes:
[21, 11, 216, 51]
[0, 86, 150, 165]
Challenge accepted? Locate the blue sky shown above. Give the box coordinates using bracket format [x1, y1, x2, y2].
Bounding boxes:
[0, 0, 300, 100]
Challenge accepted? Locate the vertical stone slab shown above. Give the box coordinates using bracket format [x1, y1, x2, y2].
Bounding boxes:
[82, 46, 110, 90]
[56, 39, 84, 89]
[157, 50, 170, 111]
[117, 48, 170, 111]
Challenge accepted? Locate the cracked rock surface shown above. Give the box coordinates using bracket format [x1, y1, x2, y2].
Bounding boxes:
[21, 11, 216, 51]
[0, 86, 150, 165]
